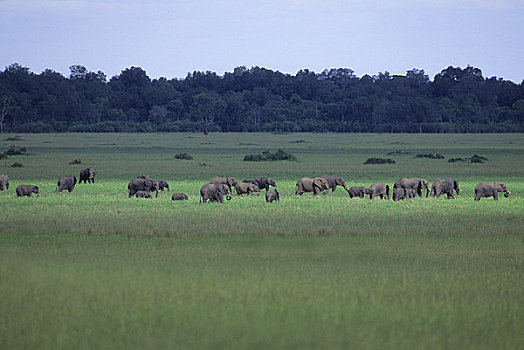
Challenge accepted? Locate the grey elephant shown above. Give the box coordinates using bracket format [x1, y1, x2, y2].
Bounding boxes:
[243, 177, 277, 191]
[320, 175, 350, 193]
[79, 167, 98, 184]
[135, 190, 152, 198]
[158, 180, 169, 191]
[210, 176, 238, 192]
[128, 177, 159, 198]
[392, 187, 416, 201]
[432, 178, 460, 199]
[57, 175, 77, 192]
[0, 174, 8, 190]
[266, 189, 280, 203]
[394, 177, 430, 198]
[474, 182, 510, 201]
[200, 183, 232, 203]
[295, 177, 330, 195]
[369, 183, 390, 200]
[348, 186, 370, 198]
[235, 182, 260, 195]
[16, 185, 40, 197]
[171, 193, 188, 201]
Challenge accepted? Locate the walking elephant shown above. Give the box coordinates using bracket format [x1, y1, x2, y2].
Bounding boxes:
[171, 193, 188, 201]
[474, 182, 510, 201]
[392, 187, 416, 201]
[320, 175, 350, 193]
[295, 177, 330, 195]
[243, 177, 277, 191]
[79, 167, 98, 184]
[200, 183, 232, 203]
[211, 176, 238, 192]
[432, 178, 460, 199]
[393, 177, 430, 198]
[369, 183, 390, 200]
[235, 182, 260, 195]
[57, 175, 77, 192]
[16, 185, 40, 197]
[348, 186, 370, 198]
[128, 177, 159, 198]
[0, 174, 8, 190]
[266, 189, 280, 203]
[157, 180, 170, 191]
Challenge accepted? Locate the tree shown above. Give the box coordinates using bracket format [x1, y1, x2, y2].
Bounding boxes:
[0, 97, 14, 133]
[192, 93, 226, 135]
[149, 105, 167, 132]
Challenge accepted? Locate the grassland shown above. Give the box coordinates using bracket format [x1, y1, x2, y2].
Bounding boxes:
[1, 133, 523, 349]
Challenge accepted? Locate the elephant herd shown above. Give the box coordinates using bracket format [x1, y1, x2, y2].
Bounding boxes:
[0, 170, 511, 202]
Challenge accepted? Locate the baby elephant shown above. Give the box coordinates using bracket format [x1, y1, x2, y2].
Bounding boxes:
[158, 180, 170, 191]
[0, 174, 9, 190]
[235, 182, 259, 196]
[348, 186, 370, 198]
[16, 185, 40, 197]
[135, 190, 152, 198]
[171, 193, 188, 201]
[266, 189, 280, 203]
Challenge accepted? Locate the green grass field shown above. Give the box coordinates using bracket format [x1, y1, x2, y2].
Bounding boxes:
[1, 133, 523, 349]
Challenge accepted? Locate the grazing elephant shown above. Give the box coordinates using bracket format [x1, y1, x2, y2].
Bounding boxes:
[171, 193, 188, 201]
[295, 177, 330, 195]
[0, 174, 8, 190]
[235, 182, 260, 195]
[128, 177, 158, 198]
[474, 182, 510, 201]
[320, 175, 350, 193]
[348, 186, 370, 198]
[200, 183, 232, 203]
[432, 178, 460, 199]
[369, 183, 390, 200]
[135, 190, 152, 198]
[392, 188, 416, 201]
[210, 176, 238, 192]
[57, 175, 77, 192]
[79, 167, 98, 184]
[16, 185, 40, 197]
[266, 189, 280, 203]
[157, 180, 170, 191]
[394, 177, 430, 198]
[245, 177, 277, 191]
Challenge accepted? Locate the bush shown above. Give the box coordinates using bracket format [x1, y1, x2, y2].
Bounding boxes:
[416, 153, 445, 159]
[448, 155, 488, 163]
[69, 159, 82, 165]
[387, 150, 410, 155]
[0, 153, 7, 160]
[4, 136, 23, 141]
[174, 153, 193, 160]
[11, 162, 24, 168]
[243, 149, 297, 162]
[364, 158, 396, 164]
[5, 145, 27, 155]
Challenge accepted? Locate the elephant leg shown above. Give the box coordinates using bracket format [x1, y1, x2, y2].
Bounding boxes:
[493, 192, 498, 200]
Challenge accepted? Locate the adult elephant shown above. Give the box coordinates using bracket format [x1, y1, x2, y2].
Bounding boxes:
[210, 176, 238, 193]
[57, 175, 77, 192]
[347, 186, 370, 198]
[243, 177, 277, 191]
[235, 182, 259, 196]
[0, 174, 8, 190]
[320, 175, 350, 193]
[79, 167, 98, 184]
[128, 177, 159, 198]
[200, 183, 232, 203]
[369, 183, 389, 200]
[432, 178, 460, 199]
[393, 177, 430, 198]
[16, 185, 40, 197]
[474, 182, 510, 201]
[295, 177, 330, 196]
[135, 175, 160, 197]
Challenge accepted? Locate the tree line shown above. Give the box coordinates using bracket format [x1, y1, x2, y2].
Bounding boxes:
[0, 63, 523, 133]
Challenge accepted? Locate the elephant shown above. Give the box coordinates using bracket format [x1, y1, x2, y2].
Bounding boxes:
[266, 189, 280, 203]
[432, 178, 460, 199]
[57, 175, 77, 192]
[474, 182, 510, 201]
[0, 174, 8, 190]
[210, 176, 238, 192]
[347, 186, 370, 198]
[393, 177, 430, 198]
[128, 177, 159, 198]
[295, 177, 330, 195]
[16, 185, 40, 197]
[320, 175, 350, 193]
[79, 167, 98, 184]
[392, 187, 416, 201]
[135, 190, 152, 198]
[243, 177, 277, 191]
[235, 182, 260, 196]
[369, 183, 390, 200]
[171, 193, 188, 201]
[200, 183, 232, 203]
[157, 180, 170, 191]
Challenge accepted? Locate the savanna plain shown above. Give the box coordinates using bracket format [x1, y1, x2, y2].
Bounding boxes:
[1, 133, 523, 350]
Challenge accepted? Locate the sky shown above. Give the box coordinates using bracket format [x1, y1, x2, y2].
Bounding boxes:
[1, 0, 523, 82]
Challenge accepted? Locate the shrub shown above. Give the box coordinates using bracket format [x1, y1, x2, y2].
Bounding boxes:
[387, 150, 410, 155]
[0, 153, 7, 160]
[11, 162, 24, 168]
[174, 153, 193, 160]
[5, 145, 27, 155]
[69, 159, 82, 165]
[364, 158, 396, 164]
[243, 149, 297, 162]
[448, 155, 488, 163]
[415, 153, 445, 159]
[4, 136, 23, 141]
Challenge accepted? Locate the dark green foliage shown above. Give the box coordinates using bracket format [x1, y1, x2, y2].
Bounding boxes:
[5, 145, 27, 155]
[364, 157, 396, 164]
[4, 136, 23, 141]
[10, 162, 23, 167]
[243, 149, 297, 162]
[416, 153, 445, 159]
[174, 153, 193, 160]
[387, 150, 410, 155]
[69, 159, 82, 165]
[289, 139, 307, 143]
[448, 155, 488, 163]
[0, 153, 7, 159]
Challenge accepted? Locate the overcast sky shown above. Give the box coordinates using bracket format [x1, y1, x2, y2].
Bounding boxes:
[1, 0, 523, 82]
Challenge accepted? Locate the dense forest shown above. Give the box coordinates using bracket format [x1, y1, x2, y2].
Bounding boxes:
[0, 63, 523, 133]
